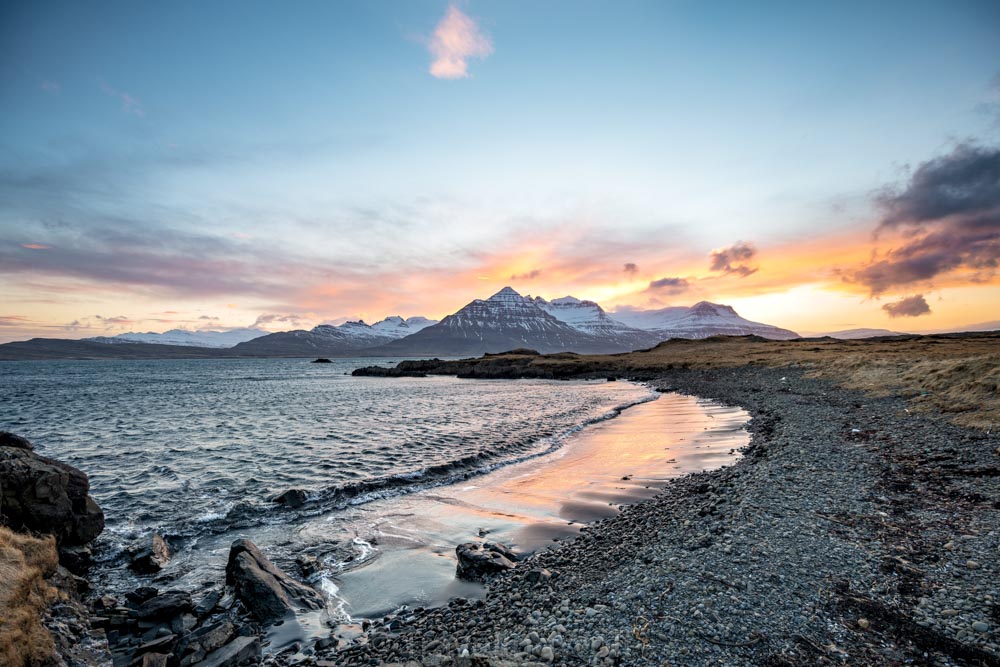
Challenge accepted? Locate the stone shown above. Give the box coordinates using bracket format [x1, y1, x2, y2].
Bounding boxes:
[273, 489, 308, 508]
[455, 542, 517, 581]
[194, 589, 222, 617]
[176, 620, 235, 661]
[0, 432, 105, 544]
[972, 621, 990, 633]
[129, 533, 171, 574]
[136, 592, 192, 620]
[857, 618, 870, 629]
[225, 538, 324, 625]
[141, 654, 169, 667]
[198, 636, 261, 667]
[312, 358, 333, 364]
[540, 646, 554, 662]
[525, 568, 552, 585]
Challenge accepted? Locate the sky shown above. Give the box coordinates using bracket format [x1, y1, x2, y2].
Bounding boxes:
[1, 0, 999, 342]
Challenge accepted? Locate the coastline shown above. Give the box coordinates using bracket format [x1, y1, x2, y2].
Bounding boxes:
[326, 365, 1000, 666]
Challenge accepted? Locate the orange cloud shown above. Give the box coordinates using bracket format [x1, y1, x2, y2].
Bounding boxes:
[428, 5, 493, 79]
[21, 243, 50, 250]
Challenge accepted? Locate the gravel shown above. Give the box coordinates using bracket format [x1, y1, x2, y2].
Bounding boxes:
[280, 366, 999, 666]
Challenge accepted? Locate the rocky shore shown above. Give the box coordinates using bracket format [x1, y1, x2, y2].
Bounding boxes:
[3, 361, 998, 666]
[325, 366, 999, 666]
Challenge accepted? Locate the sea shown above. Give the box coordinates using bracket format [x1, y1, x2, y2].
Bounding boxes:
[0, 357, 748, 642]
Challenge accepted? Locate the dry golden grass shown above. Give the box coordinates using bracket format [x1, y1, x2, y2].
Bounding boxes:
[514, 333, 1000, 430]
[0, 527, 59, 667]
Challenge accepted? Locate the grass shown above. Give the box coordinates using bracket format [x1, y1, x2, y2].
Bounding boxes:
[0, 527, 59, 667]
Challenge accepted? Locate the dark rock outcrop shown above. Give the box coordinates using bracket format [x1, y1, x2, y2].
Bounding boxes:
[311, 358, 333, 363]
[225, 538, 324, 625]
[136, 591, 193, 620]
[198, 635, 260, 667]
[455, 542, 518, 581]
[0, 432, 105, 545]
[272, 488, 308, 508]
[129, 532, 172, 574]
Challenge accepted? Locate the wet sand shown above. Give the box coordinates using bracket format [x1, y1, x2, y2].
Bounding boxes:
[331, 392, 748, 619]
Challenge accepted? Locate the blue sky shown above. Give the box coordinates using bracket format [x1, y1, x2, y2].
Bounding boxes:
[1, 0, 998, 340]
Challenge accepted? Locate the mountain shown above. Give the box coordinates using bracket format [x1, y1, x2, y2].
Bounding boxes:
[369, 287, 632, 356]
[0, 338, 235, 361]
[231, 320, 393, 356]
[86, 327, 266, 348]
[613, 302, 799, 340]
[821, 328, 906, 339]
[370, 316, 438, 338]
[529, 295, 662, 349]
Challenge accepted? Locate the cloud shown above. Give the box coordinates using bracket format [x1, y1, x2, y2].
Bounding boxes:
[0, 316, 31, 327]
[21, 243, 50, 250]
[94, 315, 135, 329]
[510, 269, 542, 280]
[647, 276, 690, 294]
[851, 143, 1000, 295]
[428, 5, 493, 79]
[882, 294, 931, 318]
[252, 313, 308, 328]
[709, 241, 758, 277]
[623, 262, 638, 278]
[99, 79, 145, 116]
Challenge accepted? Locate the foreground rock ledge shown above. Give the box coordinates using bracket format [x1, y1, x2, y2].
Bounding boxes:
[0, 431, 105, 545]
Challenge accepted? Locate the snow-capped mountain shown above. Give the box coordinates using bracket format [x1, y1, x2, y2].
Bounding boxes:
[87, 328, 266, 348]
[370, 287, 633, 356]
[233, 319, 395, 356]
[529, 295, 662, 349]
[370, 316, 438, 338]
[615, 302, 798, 340]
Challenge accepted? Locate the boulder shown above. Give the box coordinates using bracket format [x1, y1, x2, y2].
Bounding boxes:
[455, 542, 517, 581]
[272, 488, 308, 508]
[129, 533, 171, 574]
[136, 591, 192, 620]
[311, 358, 333, 364]
[0, 432, 105, 545]
[225, 539, 324, 625]
[175, 620, 235, 665]
[198, 636, 261, 667]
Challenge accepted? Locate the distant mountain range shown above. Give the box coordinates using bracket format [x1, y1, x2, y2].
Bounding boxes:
[231, 316, 438, 356]
[87, 327, 267, 348]
[0, 287, 799, 359]
[820, 328, 907, 339]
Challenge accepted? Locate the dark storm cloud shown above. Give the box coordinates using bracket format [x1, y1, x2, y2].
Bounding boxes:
[882, 295, 931, 318]
[709, 242, 757, 277]
[647, 277, 690, 294]
[852, 143, 1000, 295]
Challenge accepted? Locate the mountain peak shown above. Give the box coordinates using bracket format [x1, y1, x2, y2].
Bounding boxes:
[550, 296, 583, 305]
[486, 286, 525, 303]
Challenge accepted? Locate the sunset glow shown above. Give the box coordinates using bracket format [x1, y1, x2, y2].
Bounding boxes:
[1, 1, 998, 343]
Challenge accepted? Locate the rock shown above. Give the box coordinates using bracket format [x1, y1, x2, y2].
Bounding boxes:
[194, 589, 223, 617]
[133, 634, 177, 656]
[297, 553, 321, 578]
[972, 621, 990, 633]
[136, 591, 192, 620]
[129, 533, 171, 574]
[455, 542, 517, 581]
[525, 568, 552, 585]
[126, 587, 160, 606]
[59, 544, 94, 574]
[225, 538, 324, 625]
[176, 620, 235, 664]
[312, 358, 333, 363]
[273, 489, 308, 508]
[198, 636, 261, 667]
[0, 431, 34, 449]
[857, 618, 870, 629]
[141, 654, 169, 667]
[540, 645, 554, 662]
[966, 560, 980, 569]
[0, 432, 105, 544]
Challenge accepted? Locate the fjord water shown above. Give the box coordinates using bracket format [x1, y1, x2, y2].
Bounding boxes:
[0, 358, 748, 634]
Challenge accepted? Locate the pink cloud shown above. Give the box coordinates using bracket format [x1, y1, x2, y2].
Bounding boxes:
[21, 243, 51, 250]
[428, 5, 493, 79]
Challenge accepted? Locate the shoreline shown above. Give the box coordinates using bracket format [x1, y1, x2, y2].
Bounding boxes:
[324, 365, 1000, 666]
